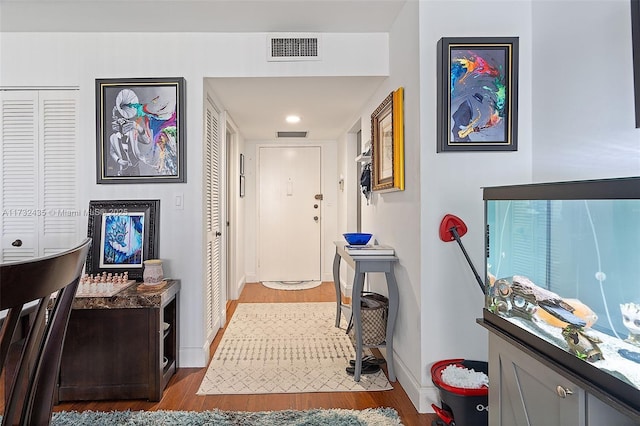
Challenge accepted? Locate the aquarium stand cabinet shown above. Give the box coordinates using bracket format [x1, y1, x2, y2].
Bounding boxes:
[480, 315, 639, 425]
[482, 177, 640, 424]
[56, 280, 180, 402]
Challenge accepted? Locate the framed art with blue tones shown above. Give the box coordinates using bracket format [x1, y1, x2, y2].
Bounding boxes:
[96, 77, 186, 183]
[86, 199, 159, 281]
[437, 37, 519, 152]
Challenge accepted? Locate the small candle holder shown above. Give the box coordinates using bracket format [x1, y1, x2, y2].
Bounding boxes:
[141, 259, 165, 290]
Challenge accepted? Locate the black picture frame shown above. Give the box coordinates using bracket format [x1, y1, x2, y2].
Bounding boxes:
[240, 175, 246, 198]
[86, 199, 160, 281]
[95, 77, 186, 183]
[437, 37, 519, 152]
[632, 0, 640, 128]
[240, 153, 245, 176]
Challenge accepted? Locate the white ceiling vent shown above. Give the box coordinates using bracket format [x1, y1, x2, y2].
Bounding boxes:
[267, 34, 321, 62]
[277, 131, 308, 138]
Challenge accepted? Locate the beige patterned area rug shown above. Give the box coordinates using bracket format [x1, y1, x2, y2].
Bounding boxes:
[197, 302, 393, 394]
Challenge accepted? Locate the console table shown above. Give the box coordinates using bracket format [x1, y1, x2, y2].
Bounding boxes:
[332, 242, 399, 382]
[56, 279, 180, 402]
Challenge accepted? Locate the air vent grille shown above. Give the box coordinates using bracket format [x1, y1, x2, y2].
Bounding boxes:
[267, 34, 321, 61]
[277, 131, 308, 138]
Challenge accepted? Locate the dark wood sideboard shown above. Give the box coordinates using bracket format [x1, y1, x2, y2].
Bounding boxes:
[56, 279, 180, 402]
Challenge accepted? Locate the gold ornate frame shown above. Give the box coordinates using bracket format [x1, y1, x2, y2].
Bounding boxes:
[371, 87, 404, 192]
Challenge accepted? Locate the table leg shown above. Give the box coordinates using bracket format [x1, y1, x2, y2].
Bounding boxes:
[332, 251, 342, 328]
[385, 271, 399, 382]
[352, 271, 365, 382]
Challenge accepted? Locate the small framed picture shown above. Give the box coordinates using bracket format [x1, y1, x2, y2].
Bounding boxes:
[240, 153, 245, 176]
[240, 175, 246, 198]
[86, 199, 159, 281]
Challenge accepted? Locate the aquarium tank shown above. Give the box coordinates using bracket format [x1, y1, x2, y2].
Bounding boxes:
[483, 177, 640, 412]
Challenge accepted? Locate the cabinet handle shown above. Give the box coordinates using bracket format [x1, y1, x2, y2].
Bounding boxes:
[11, 239, 22, 247]
[556, 385, 573, 398]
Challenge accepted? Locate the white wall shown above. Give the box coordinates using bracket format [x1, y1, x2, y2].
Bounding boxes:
[417, 0, 533, 412]
[340, 0, 426, 409]
[0, 31, 389, 368]
[531, 0, 640, 181]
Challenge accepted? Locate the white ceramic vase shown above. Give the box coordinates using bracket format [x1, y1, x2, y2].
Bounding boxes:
[143, 259, 164, 285]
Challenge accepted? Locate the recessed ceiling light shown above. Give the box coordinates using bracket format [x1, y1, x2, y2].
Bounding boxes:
[286, 115, 301, 123]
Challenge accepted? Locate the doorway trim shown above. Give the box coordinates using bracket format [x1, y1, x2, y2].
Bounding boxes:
[225, 116, 242, 300]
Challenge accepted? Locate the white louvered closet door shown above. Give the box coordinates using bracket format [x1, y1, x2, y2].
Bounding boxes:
[39, 91, 79, 255]
[0, 90, 79, 263]
[204, 97, 222, 339]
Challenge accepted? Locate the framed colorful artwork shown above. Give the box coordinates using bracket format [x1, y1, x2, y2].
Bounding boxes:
[437, 37, 519, 152]
[85, 199, 159, 281]
[371, 87, 404, 192]
[95, 77, 186, 183]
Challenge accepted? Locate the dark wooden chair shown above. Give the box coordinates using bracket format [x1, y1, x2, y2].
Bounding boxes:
[0, 238, 91, 426]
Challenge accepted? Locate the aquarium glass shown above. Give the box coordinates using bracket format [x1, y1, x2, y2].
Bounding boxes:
[485, 196, 640, 393]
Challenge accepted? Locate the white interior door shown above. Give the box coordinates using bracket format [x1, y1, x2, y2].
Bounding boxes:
[258, 146, 321, 282]
[204, 97, 223, 339]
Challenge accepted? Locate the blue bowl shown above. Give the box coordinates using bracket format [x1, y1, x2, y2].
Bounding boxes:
[343, 233, 373, 245]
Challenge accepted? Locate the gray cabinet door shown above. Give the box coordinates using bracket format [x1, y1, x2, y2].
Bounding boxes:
[489, 332, 585, 426]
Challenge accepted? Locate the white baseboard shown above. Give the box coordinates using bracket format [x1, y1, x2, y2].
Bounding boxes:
[237, 277, 246, 298]
[178, 345, 208, 368]
[391, 350, 439, 413]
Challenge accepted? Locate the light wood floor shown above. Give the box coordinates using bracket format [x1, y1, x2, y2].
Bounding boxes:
[52, 282, 438, 425]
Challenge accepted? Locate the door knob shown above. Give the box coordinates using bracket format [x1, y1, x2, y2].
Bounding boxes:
[11, 239, 22, 247]
[314, 204, 319, 209]
[313, 216, 319, 221]
[556, 385, 573, 398]
[215, 231, 222, 237]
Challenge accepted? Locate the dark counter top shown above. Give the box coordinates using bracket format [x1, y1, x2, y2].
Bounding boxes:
[71, 279, 181, 309]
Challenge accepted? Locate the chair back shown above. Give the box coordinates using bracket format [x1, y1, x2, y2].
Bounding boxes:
[0, 238, 91, 426]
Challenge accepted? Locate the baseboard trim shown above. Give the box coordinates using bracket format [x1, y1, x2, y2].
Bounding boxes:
[179, 345, 208, 368]
[392, 350, 439, 413]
